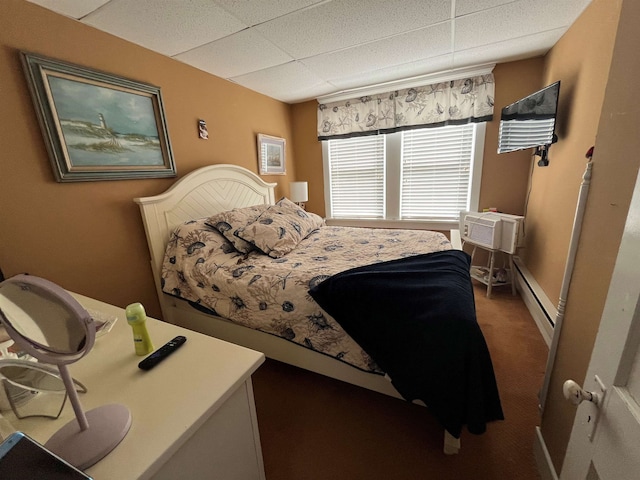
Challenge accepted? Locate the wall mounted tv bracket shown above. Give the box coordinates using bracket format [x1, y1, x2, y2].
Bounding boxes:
[535, 134, 558, 167]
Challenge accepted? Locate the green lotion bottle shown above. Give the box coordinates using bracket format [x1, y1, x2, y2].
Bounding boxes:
[125, 302, 154, 356]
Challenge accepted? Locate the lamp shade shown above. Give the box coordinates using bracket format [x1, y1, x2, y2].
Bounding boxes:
[290, 181, 308, 203]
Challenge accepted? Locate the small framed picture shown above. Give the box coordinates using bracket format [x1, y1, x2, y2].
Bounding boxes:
[257, 134, 286, 175]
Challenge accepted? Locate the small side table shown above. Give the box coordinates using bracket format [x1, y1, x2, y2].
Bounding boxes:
[464, 241, 517, 298]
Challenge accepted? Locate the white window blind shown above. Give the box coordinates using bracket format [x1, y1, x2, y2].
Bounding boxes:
[327, 135, 385, 218]
[322, 123, 484, 227]
[400, 124, 475, 222]
[497, 118, 556, 153]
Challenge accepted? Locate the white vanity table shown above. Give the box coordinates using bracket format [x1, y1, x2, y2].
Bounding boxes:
[4, 293, 266, 480]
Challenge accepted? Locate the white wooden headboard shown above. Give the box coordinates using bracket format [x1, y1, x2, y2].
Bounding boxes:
[134, 164, 277, 307]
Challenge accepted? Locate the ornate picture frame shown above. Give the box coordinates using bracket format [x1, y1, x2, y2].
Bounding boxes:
[257, 134, 286, 175]
[21, 52, 176, 182]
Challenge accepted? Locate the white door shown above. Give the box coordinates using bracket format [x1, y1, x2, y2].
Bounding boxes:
[561, 167, 640, 480]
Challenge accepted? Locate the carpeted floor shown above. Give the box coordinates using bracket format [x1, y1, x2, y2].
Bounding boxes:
[252, 283, 547, 480]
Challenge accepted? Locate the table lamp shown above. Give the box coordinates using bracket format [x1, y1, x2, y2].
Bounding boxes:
[290, 181, 308, 209]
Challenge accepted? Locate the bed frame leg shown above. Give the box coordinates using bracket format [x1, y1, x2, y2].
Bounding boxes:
[443, 430, 460, 455]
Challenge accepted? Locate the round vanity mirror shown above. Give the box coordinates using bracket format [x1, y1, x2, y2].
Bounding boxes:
[0, 277, 92, 361]
[0, 274, 131, 470]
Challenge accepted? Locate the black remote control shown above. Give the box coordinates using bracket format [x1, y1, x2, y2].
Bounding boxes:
[138, 336, 187, 371]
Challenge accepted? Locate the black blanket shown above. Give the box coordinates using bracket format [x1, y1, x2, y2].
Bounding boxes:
[309, 249, 503, 438]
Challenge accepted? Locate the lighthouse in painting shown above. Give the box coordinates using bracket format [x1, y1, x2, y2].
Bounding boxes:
[97, 112, 122, 149]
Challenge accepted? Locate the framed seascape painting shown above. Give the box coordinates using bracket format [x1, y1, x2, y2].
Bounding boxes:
[257, 134, 286, 175]
[21, 52, 176, 182]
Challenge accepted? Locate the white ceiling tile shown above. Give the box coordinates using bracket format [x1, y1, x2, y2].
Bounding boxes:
[212, 0, 325, 26]
[27, 0, 110, 18]
[453, 28, 565, 70]
[277, 82, 337, 104]
[455, 0, 514, 17]
[328, 54, 455, 91]
[256, 0, 451, 59]
[230, 61, 332, 103]
[82, 0, 248, 56]
[302, 22, 452, 82]
[174, 29, 293, 79]
[455, 0, 589, 51]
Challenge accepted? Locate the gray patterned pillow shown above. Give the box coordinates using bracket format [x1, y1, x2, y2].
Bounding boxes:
[205, 204, 270, 254]
[235, 198, 325, 258]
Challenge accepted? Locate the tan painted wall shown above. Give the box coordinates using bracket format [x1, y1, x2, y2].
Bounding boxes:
[539, 0, 637, 472]
[525, 0, 622, 306]
[480, 59, 544, 215]
[291, 102, 324, 216]
[0, 0, 296, 318]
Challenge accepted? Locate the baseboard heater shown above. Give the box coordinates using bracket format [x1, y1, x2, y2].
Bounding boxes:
[512, 257, 555, 347]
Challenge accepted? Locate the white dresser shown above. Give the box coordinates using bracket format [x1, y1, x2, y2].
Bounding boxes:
[4, 293, 266, 480]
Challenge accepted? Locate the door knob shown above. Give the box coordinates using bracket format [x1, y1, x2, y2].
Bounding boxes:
[563, 379, 601, 406]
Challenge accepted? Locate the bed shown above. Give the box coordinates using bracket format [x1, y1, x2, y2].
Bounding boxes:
[134, 164, 502, 454]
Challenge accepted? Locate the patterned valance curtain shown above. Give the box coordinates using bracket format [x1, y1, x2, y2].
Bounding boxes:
[317, 74, 495, 140]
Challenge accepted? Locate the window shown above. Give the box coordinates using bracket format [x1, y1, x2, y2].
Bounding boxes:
[326, 134, 385, 219]
[322, 123, 485, 229]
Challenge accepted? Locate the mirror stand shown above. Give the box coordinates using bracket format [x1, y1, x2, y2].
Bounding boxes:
[0, 274, 132, 470]
[44, 364, 131, 470]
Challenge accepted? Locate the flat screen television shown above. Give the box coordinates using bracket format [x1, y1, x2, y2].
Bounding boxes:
[497, 81, 560, 163]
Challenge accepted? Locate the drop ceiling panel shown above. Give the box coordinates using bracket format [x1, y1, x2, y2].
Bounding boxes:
[230, 61, 334, 103]
[174, 29, 293, 79]
[455, 0, 587, 51]
[27, 0, 110, 18]
[327, 53, 455, 93]
[256, 0, 451, 59]
[302, 22, 452, 82]
[82, 0, 248, 56]
[453, 29, 565, 74]
[212, 0, 326, 27]
[455, 0, 514, 17]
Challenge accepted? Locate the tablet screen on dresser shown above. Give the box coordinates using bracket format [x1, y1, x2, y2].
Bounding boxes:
[0, 431, 92, 480]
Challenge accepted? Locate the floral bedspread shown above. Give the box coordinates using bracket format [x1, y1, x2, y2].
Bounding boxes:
[162, 220, 452, 373]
